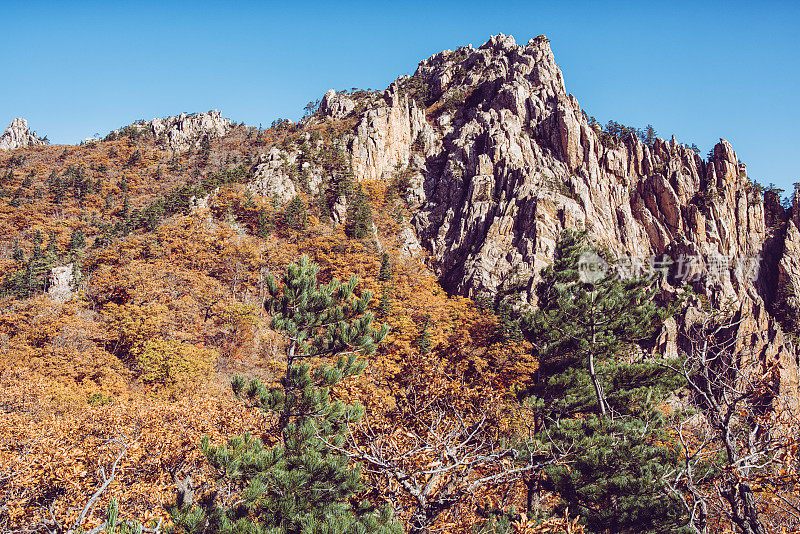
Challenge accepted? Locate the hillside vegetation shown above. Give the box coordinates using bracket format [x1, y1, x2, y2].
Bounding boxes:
[0, 116, 544, 533]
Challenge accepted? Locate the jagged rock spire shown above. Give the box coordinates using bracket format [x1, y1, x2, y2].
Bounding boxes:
[0, 118, 46, 150]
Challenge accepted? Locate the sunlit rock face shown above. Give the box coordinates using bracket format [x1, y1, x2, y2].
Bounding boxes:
[116, 110, 232, 150]
[254, 34, 799, 409]
[0, 118, 46, 150]
[328, 33, 799, 409]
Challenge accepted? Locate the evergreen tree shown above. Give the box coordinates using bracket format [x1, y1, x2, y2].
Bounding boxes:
[520, 229, 687, 534]
[415, 313, 432, 355]
[5, 230, 55, 298]
[378, 252, 391, 282]
[69, 228, 86, 251]
[46, 231, 59, 263]
[32, 230, 44, 262]
[643, 124, 658, 146]
[3, 240, 28, 299]
[344, 185, 372, 239]
[11, 239, 24, 263]
[140, 201, 165, 233]
[48, 171, 65, 203]
[257, 207, 271, 238]
[121, 194, 130, 220]
[282, 195, 308, 231]
[169, 255, 401, 534]
[495, 302, 522, 343]
[378, 284, 392, 320]
[199, 134, 212, 166]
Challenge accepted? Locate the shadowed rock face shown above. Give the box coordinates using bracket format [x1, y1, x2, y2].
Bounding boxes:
[310, 33, 799, 408]
[0, 118, 46, 150]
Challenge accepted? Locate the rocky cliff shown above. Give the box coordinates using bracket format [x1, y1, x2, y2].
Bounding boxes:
[301, 33, 800, 408]
[0, 118, 46, 150]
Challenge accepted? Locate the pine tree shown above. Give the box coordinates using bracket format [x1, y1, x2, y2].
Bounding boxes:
[282, 195, 307, 231]
[11, 239, 24, 263]
[3, 240, 28, 299]
[378, 252, 391, 282]
[45, 231, 60, 265]
[495, 302, 522, 343]
[121, 194, 130, 219]
[344, 185, 372, 239]
[69, 228, 86, 251]
[378, 284, 392, 320]
[415, 313, 432, 355]
[169, 255, 401, 534]
[199, 134, 212, 166]
[257, 207, 270, 238]
[48, 171, 65, 204]
[520, 229, 687, 533]
[32, 230, 44, 262]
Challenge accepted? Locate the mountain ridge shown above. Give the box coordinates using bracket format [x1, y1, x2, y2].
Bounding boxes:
[293, 32, 800, 410]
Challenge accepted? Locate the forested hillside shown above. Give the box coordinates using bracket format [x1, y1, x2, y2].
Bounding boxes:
[1, 34, 799, 534]
[0, 111, 545, 533]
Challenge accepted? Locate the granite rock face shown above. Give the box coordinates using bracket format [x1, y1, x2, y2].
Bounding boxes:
[249, 148, 300, 203]
[48, 264, 75, 303]
[318, 33, 799, 409]
[320, 89, 356, 119]
[120, 110, 232, 150]
[774, 192, 800, 338]
[0, 118, 47, 150]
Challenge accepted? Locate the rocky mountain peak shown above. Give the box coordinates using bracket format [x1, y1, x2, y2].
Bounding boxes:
[408, 32, 565, 114]
[0, 118, 47, 150]
[237, 34, 799, 409]
[299, 33, 800, 409]
[320, 89, 356, 119]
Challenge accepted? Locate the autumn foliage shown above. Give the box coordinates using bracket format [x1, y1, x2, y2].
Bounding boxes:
[2, 113, 792, 534]
[0, 124, 550, 533]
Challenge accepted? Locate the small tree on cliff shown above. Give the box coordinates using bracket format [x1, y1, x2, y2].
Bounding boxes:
[169, 255, 401, 534]
[521, 229, 688, 533]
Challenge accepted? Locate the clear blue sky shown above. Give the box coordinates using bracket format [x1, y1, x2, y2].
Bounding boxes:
[2, 1, 797, 189]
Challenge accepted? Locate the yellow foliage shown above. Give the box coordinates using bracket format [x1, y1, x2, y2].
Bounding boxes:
[104, 302, 169, 359]
[135, 337, 215, 388]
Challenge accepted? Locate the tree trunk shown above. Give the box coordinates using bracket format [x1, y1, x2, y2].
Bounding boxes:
[722, 482, 768, 534]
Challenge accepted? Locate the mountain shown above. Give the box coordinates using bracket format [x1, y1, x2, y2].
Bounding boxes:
[1, 33, 798, 532]
[264, 33, 800, 410]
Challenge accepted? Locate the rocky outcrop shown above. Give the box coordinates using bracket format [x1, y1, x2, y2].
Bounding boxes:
[317, 33, 799, 409]
[0, 118, 46, 150]
[348, 84, 432, 183]
[775, 196, 800, 336]
[48, 264, 75, 303]
[249, 148, 300, 203]
[320, 90, 356, 119]
[120, 110, 232, 150]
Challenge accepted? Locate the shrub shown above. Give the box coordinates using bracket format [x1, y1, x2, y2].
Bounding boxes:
[135, 338, 215, 388]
